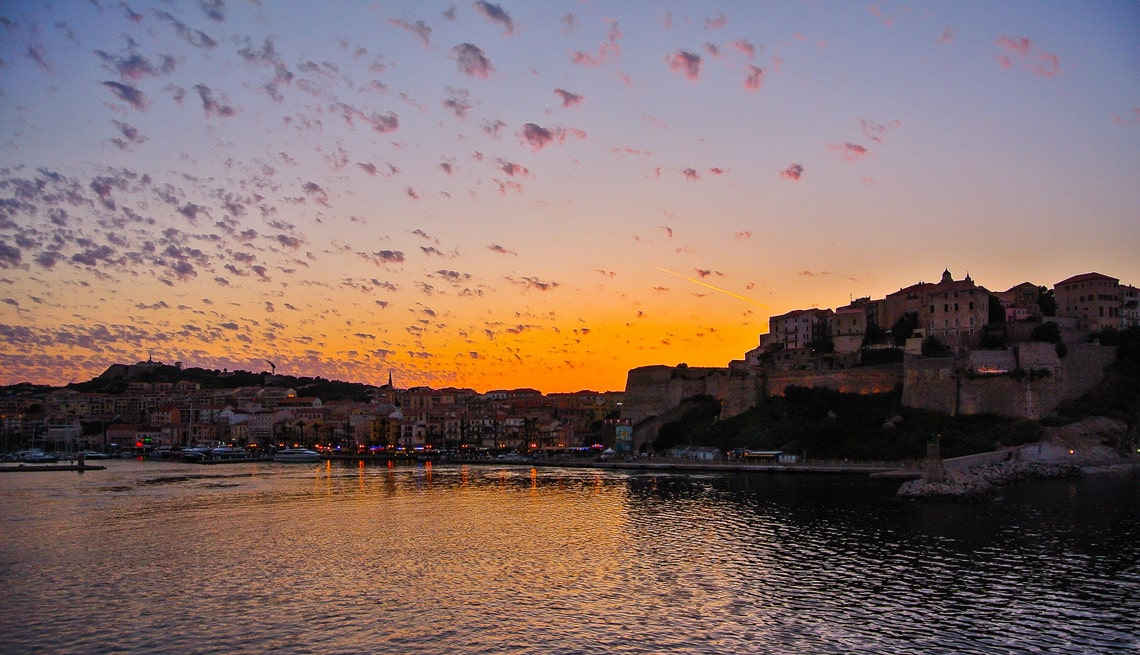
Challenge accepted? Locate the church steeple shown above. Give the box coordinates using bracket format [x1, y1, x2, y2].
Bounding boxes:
[387, 369, 393, 388]
[941, 268, 953, 283]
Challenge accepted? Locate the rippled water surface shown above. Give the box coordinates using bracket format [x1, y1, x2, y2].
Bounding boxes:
[2, 460, 1137, 654]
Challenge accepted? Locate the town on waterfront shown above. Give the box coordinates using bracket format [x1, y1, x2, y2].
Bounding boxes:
[4, 267, 1138, 497]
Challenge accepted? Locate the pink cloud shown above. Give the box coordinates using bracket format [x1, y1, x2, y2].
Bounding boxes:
[938, 25, 954, 44]
[704, 13, 727, 30]
[779, 163, 804, 181]
[518, 123, 585, 151]
[732, 39, 758, 60]
[996, 35, 1060, 78]
[666, 50, 702, 81]
[860, 118, 902, 144]
[497, 159, 529, 177]
[708, 167, 726, 175]
[570, 20, 622, 67]
[452, 43, 493, 78]
[389, 18, 431, 45]
[734, 231, 752, 239]
[473, 1, 514, 35]
[681, 168, 700, 181]
[1113, 108, 1140, 125]
[743, 65, 764, 91]
[829, 142, 869, 161]
[554, 88, 583, 108]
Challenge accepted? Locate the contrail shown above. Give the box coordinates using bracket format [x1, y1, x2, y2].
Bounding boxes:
[653, 266, 768, 308]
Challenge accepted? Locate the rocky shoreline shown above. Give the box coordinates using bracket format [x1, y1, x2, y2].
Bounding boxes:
[898, 416, 1139, 501]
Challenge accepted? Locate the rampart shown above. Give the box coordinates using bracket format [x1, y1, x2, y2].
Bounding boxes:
[764, 365, 902, 397]
[901, 343, 1116, 419]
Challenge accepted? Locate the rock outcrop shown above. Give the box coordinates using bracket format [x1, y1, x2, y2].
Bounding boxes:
[899, 416, 1137, 500]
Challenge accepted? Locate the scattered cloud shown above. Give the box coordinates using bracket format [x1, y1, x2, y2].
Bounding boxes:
[554, 88, 583, 108]
[829, 142, 869, 161]
[389, 18, 432, 45]
[860, 119, 902, 144]
[779, 163, 805, 181]
[473, 1, 514, 34]
[452, 43, 493, 78]
[666, 50, 702, 81]
[996, 35, 1060, 78]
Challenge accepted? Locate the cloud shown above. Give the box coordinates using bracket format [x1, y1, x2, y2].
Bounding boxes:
[938, 25, 954, 44]
[193, 84, 236, 117]
[0, 242, 20, 268]
[799, 270, 831, 277]
[779, 163, 805, 181]
[481, 119, 506, 137]
[666, 50, 702, 81]
[570, 20, 622, 67]
[731, 39, 758, 59]
[488, 244, 517, 255]
[829, 142, 869, 161]
[334, 103, 399, 133]
[497, 159, 529, 177]
[860, 118, 902, 144]
[996, 35, 1060, 78]
[199, 0, 226, 22]
[508, 275, 560, 292]
[442, 87, 471, 119]
[101, 81, 148, 110]
[26, 44, 53, 73]
[452, 43, 493, 78]
[95, 51, 178, 80]
[1113, 108, 1140, 125]
[553, 88, 583, 108]
[518, 123, 585, 151]
[367, 250, 406, 266]
[681, 168, 700, 181]
[389, 18, 432, 45]
[743, 65, 764, 91]
[734, 231, 751, 239]
[110, 120, 148, 150]
[473, 1, 514, 34]
[705, 13, 727, 30]
[157, 11, 217, 49]
[302, 181, 329, 205]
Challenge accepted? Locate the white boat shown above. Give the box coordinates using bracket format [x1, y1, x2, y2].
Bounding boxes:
[15, 449, 59, 463]
[273, 448, 322, 463]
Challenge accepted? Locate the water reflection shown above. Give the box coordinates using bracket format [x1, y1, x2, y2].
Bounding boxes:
[0, 460, 1136, 655]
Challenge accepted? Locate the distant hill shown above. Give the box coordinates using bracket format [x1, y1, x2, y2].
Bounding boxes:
[62, 362, 378, 402]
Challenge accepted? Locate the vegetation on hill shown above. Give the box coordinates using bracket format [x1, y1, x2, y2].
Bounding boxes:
[62, 363, 379, 402]
[652, 387, 1041, 461]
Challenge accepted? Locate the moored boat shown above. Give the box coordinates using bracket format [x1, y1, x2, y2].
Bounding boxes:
[273, 448, 322, 463]
[14, 449, 59, 464]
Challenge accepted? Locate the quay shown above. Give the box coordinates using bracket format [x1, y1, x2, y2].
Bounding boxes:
[0, 463, 107, 472]
[461, 457, 922, 478]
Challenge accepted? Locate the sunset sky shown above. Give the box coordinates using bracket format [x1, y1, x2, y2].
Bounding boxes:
[1, 1, 1137, 393]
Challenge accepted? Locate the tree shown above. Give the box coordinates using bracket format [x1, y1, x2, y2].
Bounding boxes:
[891, 312, 919, 346]
[988, 294, 1006, 324]
[1037, 286, 1057, 317]
[921, 336, 952, 357]
[1030, 321, 1062, 344]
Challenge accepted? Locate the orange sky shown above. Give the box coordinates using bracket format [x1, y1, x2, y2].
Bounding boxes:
[1, 2, 1137, 392]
